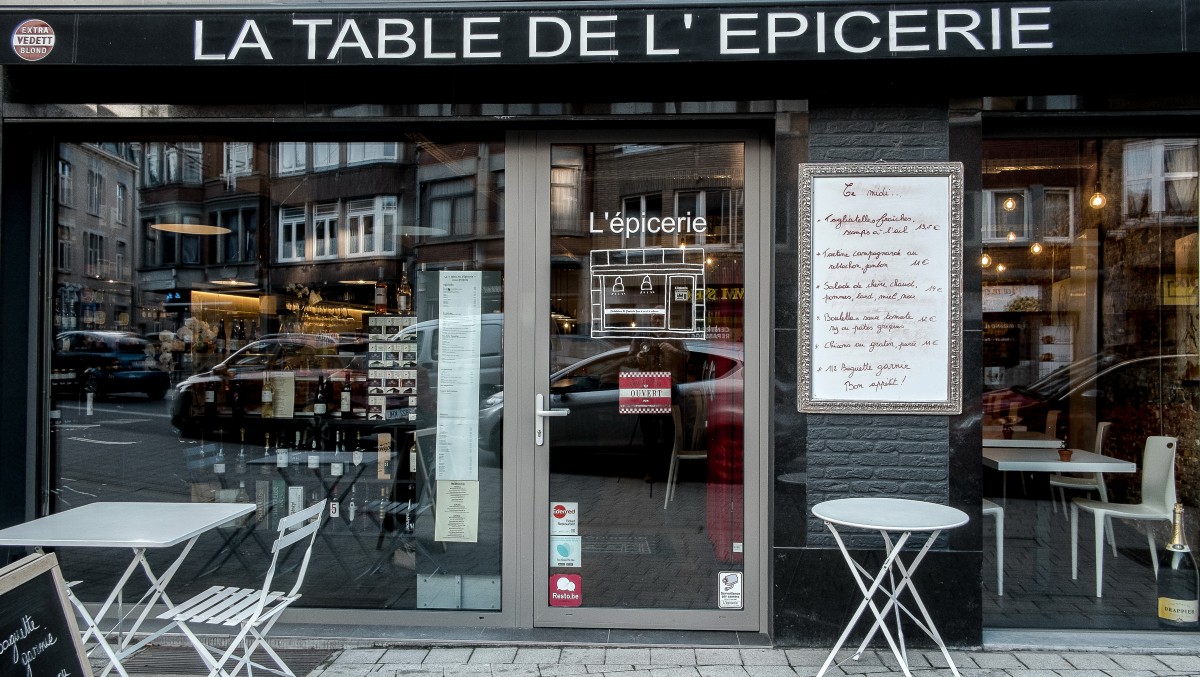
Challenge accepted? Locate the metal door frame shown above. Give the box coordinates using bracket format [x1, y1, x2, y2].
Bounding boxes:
[503, 129, 772, 631]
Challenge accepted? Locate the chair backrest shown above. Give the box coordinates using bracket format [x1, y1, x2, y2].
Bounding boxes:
[265, 499, 327, 599]
[672, 404, 705, 456]
[1093, 421, 1112, 455]
[1139, 436, 1177, 512]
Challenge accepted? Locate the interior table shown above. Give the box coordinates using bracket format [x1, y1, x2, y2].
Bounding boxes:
[0, 501, 254, 677]
[981, 430, 1064, 449]
[812, 497, 969, 677]
[982, 446, 1136, 473]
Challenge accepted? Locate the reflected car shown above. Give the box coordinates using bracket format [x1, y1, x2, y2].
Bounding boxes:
[52, 330, 171, 400]
[169, 333, 370, 438]
[983, 351, 1200, 440]
[478, 340, 744, 459]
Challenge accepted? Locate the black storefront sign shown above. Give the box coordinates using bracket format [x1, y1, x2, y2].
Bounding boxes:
[1, 0, 1196, 67]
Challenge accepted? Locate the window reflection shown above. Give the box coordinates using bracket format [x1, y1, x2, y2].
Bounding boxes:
[982, 137, 1199, 631]
[50, 138, 505, 612]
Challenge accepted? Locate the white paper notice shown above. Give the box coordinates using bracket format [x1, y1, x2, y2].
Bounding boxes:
[434, 480, 479, 543]
[435, 271, 482, 481]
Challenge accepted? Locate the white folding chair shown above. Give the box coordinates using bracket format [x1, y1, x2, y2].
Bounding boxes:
[664, 401, 707, 508]
[1050, 422, 1116, 555]
[158, 499, 327, 677]
[1071, 436, 1176, 597]
[981, 499, 1004, 596]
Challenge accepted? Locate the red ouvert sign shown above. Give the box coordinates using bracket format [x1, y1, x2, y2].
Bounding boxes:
[619, 371, 671, 414]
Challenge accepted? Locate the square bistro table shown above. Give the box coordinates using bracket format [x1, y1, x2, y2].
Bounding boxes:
[812, 497, 969, 677]
[0, 501, 254, 677]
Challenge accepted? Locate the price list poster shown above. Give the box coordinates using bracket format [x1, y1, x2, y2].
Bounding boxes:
[798, 162, 963, 414]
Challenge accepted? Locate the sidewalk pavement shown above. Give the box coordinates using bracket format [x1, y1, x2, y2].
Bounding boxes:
[306, 644, 1200, 676]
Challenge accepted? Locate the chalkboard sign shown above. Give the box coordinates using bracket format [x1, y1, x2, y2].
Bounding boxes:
[0, 553, 93, 677]
[798, 161, 963, 414]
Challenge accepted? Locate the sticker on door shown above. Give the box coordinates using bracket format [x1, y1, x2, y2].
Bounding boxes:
[550, 574, 583, 607]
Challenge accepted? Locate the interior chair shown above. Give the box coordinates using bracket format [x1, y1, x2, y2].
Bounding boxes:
[981, 499, 1004, 596]
[664, 398, 708, 509]
[1071, 436, 1177, 597]
[158, 499, 327, 677]
[1050, 421, 1115, 545]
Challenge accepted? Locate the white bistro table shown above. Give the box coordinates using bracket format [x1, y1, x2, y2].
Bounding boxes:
[982, 446, 1136, 474]
[813, 497, 969, 677]
[981, 430, 1064, 449]
[0, 501, 254, 676]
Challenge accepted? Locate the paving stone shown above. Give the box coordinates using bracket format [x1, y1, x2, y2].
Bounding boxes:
[1011, 652, 1072, 670]
[560, 648, 608, 665]
[650, 648, 697, 665]
[423, 647, 474, 664]
[606, 649, 652, 664]
[1062, 653, 1121, 670]
[1156, 654, 1200, 672]
[741, 649, 789, 665]
[337, 648, 388, 664]
[694, 649, 743, 665]
[470, 647, 519, 664]
[515, 648, 563, 664]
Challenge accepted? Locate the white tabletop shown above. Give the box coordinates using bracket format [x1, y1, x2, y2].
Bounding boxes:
[0, 502, 255, 549]
[981, 431, 1063, 448]
[813, 498, 969, 532]
[982, 447, 1137, 473]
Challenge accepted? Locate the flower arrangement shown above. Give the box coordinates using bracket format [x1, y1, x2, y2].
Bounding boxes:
[284, 283, 323, 329]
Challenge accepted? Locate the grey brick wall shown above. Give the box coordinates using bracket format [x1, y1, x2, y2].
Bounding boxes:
[801, 104, 952, 548]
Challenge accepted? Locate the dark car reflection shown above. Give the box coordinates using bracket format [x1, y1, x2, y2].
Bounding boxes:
[478, 340, 744, 469]
[169, 333, 370, 439]
[983, 351, 1200, 444]
[52, 330, 171, 400]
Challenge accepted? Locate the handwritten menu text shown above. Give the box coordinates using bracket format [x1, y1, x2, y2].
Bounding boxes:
[805, 171, 958, 407]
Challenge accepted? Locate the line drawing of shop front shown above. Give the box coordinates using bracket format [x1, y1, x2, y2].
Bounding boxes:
[590, 248, 706, 340]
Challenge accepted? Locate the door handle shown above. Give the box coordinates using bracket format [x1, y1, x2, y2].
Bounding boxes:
[535, 393, 570, 446]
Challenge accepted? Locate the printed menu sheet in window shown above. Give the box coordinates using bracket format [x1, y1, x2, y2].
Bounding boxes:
[797, 162, 963, 414]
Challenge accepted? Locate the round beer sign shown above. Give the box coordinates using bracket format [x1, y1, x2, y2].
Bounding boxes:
[12, 19, 55, 62]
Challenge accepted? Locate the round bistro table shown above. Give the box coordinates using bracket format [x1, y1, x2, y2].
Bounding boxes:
[812, 497, 969, 677]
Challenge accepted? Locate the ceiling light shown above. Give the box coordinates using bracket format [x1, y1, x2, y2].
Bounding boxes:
[995, 263, 1007, 273]
[1002, 196, 1018, 212]
[151, 223, 231, 235]
[1030, 242, 1044, 254]
[1007, 231, 1017, 242]
[1089, 191, 1107, 209]
[980, 253, 992, 267]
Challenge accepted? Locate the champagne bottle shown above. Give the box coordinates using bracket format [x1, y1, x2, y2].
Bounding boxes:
[1158, 503, 1199, 628]
[374, 266, 388, 314]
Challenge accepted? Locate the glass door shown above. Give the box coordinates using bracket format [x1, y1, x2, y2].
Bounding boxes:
[524, 135, 763, 629]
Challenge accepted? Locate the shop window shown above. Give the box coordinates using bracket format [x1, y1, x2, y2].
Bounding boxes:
[278, 206, 306, 262]
[87, 169, 105, 216]
[57, 160, 72, 207]
[180, 142, 203, 183]
[1042, 187, 1075, 242]
[1124, 140, 1199, 219]
[313, 202, 338, 259]
[277, 142, 306, 175]
[181, 234, 201, 265]
[347, 142, 398, 165]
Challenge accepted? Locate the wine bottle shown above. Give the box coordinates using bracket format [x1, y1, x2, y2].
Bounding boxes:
[1158, 502, 1199, 628]
[374, 266, 388, 314]
[314, 375, 328, 416]
[216, 319, 227, 354]
[260, 375, 275, 418]
[397, 262, 412, 314]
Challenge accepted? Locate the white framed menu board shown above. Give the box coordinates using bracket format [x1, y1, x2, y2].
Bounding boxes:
[798, 161, 963, 414]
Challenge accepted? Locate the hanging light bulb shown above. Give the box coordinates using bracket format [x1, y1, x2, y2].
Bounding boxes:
[980, 252, 992, 267]
[995, 263, 1007, 273]
[1007, 231, 1017, 242]
[1030, 242, 1044, 254]
[1089, 190, 1107, 209]
[1002, 196, 1018, 212]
